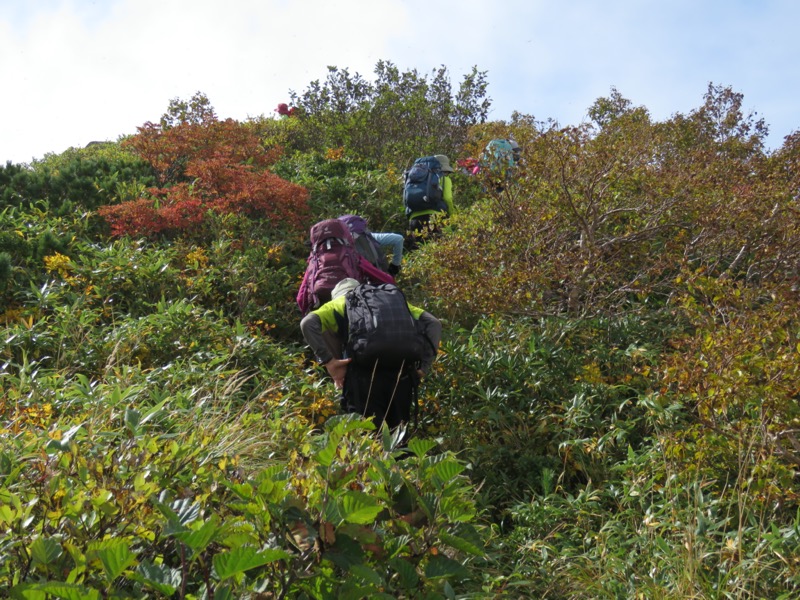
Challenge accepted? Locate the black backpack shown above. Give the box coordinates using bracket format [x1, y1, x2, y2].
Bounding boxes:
[345, 283, 424, 367]
[403, 156, 446, 214]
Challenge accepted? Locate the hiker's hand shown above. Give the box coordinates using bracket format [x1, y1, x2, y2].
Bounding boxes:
[325, 358, 351, 389]
[417, 369, 425, 380]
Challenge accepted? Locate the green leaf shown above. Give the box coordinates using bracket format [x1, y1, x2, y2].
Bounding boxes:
[444, 580, 456, 599]
[424, 554, 470, 581]
[171, 497, 201, 526]
[349, 563, 383, 586]
[227, 482, 254, 500]
[316, 440, 337, 468]
[89, 539, 136, 583]
[438, 531, 484, 556]
[213, 546, 291, 581]
[432, 459, 465, 484]
[0, 503, 16, 525]
[407, 438, 437, 458]
[154, 497, 201, 535]
[46, 424, 84, 452]
[173, 515, 221, 553]
[439, 495, 475, 522]
[124, 408, 141, 433]
[339, 491, 383, 525]
[214, 585, 235, 600]
[132, 561, 181, 595]
[324, 533, 365, 570]
[30, 537, 63, 567]
[389, 557, 420, 589]
[9, 583, 47, 600]
[27, 582, 100, 600]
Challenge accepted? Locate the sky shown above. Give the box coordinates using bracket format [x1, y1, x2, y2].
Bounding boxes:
[1, 0, 798, 165]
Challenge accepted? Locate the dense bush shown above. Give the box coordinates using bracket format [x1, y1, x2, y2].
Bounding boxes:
[1, 148, 156, 212]
[286, 60, 491, 168]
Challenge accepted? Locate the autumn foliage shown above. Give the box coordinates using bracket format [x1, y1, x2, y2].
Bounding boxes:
[99, 116, 309, 238]
[412, 85, 800, 320]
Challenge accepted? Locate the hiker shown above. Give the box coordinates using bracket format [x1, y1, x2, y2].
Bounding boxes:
[479, 139, 521, 191]
[300, 278, 442, 436]
[338, 214, 405, 276]
[403, 154, 455, 248]
[296, 218, 395, 315]
[457, 156, 480, 176]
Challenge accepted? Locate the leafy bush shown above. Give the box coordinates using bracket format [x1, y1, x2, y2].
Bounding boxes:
[287, 60, 491, 167]
[1, 149, 156, 212]
[273, 151, 407, 232]
[0, 368, 487, 597]
[420, 314, 668, 516]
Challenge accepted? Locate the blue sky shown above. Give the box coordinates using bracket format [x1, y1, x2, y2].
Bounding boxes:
[1, 0, 797, 164]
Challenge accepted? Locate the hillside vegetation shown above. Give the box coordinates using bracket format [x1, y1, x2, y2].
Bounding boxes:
[1, 63, 799, 598]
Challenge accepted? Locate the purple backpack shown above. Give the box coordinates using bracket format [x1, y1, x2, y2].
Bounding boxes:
[297, 219, 362, 313]
[338, 214, 389, 271]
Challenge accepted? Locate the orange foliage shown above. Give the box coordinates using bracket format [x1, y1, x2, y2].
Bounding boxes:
[99, 117, 308, 239]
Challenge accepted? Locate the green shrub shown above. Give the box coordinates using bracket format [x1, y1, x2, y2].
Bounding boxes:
[0, 369, 488, 597]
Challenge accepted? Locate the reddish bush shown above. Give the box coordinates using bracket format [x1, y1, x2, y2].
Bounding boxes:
[100, 116, 308, 239]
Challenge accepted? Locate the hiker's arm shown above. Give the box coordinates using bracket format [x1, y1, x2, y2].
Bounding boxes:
[300, 313, 335, 365]
[442, 176, 455, 214]
[324, 358, 350, 389]
[415, 310, 442, 375]
[371, 232, 404, 267]
[301, 311, 351, 389]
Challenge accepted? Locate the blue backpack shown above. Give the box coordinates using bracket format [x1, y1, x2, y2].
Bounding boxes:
[403, 156, 446, 214]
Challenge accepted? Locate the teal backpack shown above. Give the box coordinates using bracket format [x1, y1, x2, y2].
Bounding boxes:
[482, 139, 516, 172]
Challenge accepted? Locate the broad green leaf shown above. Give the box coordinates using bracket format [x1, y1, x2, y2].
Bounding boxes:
[389, 557, 420, 589]
[171, 497, 201, 526]
[349, 563, 383, 586]
[323, 533, 365, 570]
[444, 580, 456, 599]
[339, 491, 383, 525]
[154, 497, 201, 535]
[423, 554, 470, 580]
[329, 415, 375, 436]
[406, 438, 437, 458]
[132, 561, 181, 595]
[9, 583, 47, 600]
[124, 408, 141, 433]
[432, 459, 465, 484]
[439, 495, 475, 522]
[213, 546, 291, 581]
[173, 515, 221, 553]
[0, 503, 16, 524]
[316, 440, 337, 468]
[89, 539, 136, 582]
[214, 585, 234, 600]
[418, 493, 437, 520]
[227, 482, 254, 500]
[438, 531, 484, 556]
[29, 582, 100, 600]
[337, 584, 378, 600]
[30, 537, 63, 567]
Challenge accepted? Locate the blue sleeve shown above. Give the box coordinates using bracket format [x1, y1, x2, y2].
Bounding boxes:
[371, 232, 404, 266]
